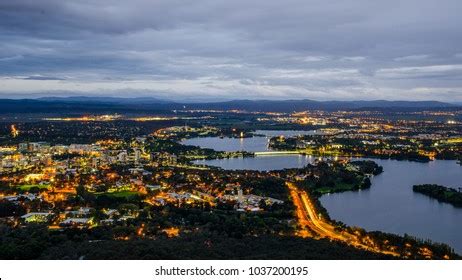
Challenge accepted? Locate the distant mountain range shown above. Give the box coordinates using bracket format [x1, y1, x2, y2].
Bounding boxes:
[0, 97, 458, 114]
[179, 99, 457, 111]
[38, 96, 172, 104]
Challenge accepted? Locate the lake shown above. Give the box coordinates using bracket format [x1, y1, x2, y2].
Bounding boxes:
[185, 130, 462, 253]
[194, 154, 320, 171]
[181, 130, 317, 152]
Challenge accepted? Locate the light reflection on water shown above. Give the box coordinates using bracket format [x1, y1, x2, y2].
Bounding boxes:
[186, 130, 462, 253]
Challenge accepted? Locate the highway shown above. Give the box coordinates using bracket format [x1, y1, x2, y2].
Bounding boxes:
[254, 151, 302, 156]
[286, 181, 400, 257]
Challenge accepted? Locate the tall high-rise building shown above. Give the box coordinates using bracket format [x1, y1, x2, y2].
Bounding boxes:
[134, 149, 141, 163]
[237, 189, 244, 203]
[117, 151, 128, 162]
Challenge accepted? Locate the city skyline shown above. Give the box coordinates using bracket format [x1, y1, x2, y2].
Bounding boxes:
[1, 0, 462, 102]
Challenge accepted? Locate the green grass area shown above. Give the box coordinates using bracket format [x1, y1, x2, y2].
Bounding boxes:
[316, 183, 358, 194]
[94, 191, 140, 198]
[16, 184, 51, 191]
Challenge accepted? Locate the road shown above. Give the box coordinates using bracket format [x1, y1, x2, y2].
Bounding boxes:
[254, 151, 302, 156]
[286, 181, 400, 257]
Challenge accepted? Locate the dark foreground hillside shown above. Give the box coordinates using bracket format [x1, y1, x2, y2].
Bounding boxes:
[0, 226, 389, 260]
[41, 236, 391, 260]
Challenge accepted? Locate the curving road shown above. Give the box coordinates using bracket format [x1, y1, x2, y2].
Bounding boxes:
[287, 181, 399, 257]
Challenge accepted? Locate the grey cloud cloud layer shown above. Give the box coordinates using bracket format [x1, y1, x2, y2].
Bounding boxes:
[1, 0, 462, 101]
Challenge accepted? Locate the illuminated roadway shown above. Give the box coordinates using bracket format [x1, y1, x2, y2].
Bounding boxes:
[286, 181, 400, 257]
[254, 151, 303, 156]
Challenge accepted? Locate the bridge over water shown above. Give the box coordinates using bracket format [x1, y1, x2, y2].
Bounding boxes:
[254, 150, 304, 156]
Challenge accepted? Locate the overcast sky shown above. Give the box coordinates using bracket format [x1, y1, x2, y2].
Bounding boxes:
[1, 0, 462, 101]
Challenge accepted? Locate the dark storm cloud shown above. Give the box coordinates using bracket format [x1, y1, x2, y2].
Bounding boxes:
[23, 75, 65, 80]
[0, 0, 462, 101]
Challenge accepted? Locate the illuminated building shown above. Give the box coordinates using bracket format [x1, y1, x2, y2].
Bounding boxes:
[118, 151, 128, 162]
[21, 212, 53, 223]
[134, 149, 141, 163]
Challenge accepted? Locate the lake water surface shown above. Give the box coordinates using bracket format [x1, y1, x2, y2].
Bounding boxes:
[320, 159, 462, 253]
[182, 130, 316, 152]
[185, 130, 462, 253]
